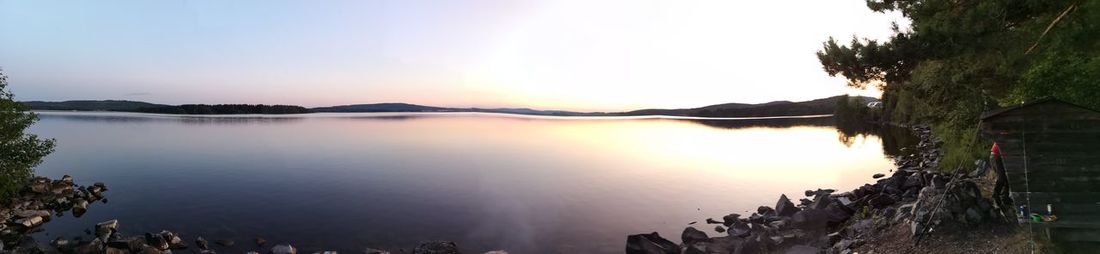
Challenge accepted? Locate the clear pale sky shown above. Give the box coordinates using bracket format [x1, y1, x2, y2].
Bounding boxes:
[0, 0, 905, 111]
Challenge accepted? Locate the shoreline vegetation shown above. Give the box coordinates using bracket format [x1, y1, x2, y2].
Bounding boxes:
[20, 95, 876, 118]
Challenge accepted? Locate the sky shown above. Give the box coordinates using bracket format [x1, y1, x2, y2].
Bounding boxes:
[0, 0, 907, 111]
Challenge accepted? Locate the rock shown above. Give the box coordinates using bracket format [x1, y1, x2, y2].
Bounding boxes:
[910, 220, 926, 237]
[790, 210, 828, 231]
[748, 213, 765, 224]
[413, 241, 458, 254]
[365, 248, 392, 254]
[706, 218, 722, 224]
[96, 220, 119, 233]
[931, 175, 947, 189]
[483, 251, 508, 254]
[216, 239, 235, 246]
[107, 237, 146, 253]
[106, 246, 128, 254]
[195, 237, 209, 250]
[704, 236, 745, 254]
[715, 226, 726, 233]
[256, 237, 268, 246]
[873, 173, 886, 179]
[15, 216, 43, 228]
[14, 209, 50, 218]
[145, 232, 169, 250]
[74, 239, 105, 254]
[810, 193, 833, 210]
[775, 194, 799, 217]
[681, 227, 709, 244]
[757, 206, 776, 216]
[835, 196, 853, 207]
[160, 230, 185, 249]
[272, 244, 298, 254]
[722, 213, 741, 226]
[727, 221, 752, 238]
[784, 245, 819, 254]
[966, 207, 984, 224]
[867, 194, 896, 209]
[903, 175, 923, 190]
[73, 198, 90, 215]
[626, 232, 678, 254]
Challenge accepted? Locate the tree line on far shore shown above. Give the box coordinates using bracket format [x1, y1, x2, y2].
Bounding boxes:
[135, 104, 312, 114]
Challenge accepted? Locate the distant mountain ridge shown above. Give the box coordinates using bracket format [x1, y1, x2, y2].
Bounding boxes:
[21, 100, 167, 111]
[24, 95, 877, 117]
[620, 95, 876, 118]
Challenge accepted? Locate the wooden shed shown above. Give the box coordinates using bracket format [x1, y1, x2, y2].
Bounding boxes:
[980, 98, 1100, 242]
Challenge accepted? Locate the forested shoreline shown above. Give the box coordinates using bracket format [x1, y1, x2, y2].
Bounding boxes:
[816, 0, 1099, 170]
[134, 104, 312, 114]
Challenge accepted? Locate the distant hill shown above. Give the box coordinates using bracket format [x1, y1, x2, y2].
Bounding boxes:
[312, 103, 449, 113]
[22, 100, 168, 111]
[23, 95, 878, 117]
[618, 95, 877, 117]
[312, 103, 605, 116]
[136, 104, 312, 114]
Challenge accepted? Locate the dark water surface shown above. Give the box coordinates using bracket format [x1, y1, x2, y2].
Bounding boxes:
[28, 112, 902, 253]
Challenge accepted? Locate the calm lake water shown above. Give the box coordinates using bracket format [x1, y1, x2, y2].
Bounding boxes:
[27, 112, 907, 253]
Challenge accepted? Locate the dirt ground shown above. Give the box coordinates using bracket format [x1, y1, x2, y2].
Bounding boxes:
[851, 173, 1052, 254]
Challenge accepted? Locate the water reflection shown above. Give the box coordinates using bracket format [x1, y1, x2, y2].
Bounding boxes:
[28, 112, 906, 253]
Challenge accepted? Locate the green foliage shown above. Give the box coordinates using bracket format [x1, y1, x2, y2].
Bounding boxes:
[0, 70, 55, 198]
[817, 0, 1100, 170]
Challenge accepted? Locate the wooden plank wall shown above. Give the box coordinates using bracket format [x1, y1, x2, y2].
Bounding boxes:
[982, 101, 1100, 228]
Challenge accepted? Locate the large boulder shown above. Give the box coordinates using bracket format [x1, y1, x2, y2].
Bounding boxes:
[790, 210, 828, 231]
[626, 232, 678, 254]
[867, 194, 896, 209]
[722, 213, 742, 226]
[757, 206, 776, 217]
[144, 232, 168, 250]
[809, 194, 833, 210]
[775, 195, 799, 217]
[727, 220, 752, 238]
[681, 227, 709, 245]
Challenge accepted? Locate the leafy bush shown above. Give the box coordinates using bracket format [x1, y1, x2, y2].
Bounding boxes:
[0, 70, 55, 199]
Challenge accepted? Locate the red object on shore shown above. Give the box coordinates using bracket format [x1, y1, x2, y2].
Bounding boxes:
[991, 142, 1002, 156]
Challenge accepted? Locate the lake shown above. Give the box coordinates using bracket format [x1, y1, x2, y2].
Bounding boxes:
[27, 112, 907, 253]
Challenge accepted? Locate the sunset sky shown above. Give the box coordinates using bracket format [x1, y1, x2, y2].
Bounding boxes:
[0, 0, 906, 112]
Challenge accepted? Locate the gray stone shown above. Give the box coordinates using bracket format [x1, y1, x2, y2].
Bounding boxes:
[966, 207, 984, 224]
[272, 244, 298, 254]
[727, 221, 752, 238]
[15, 216, 43, 228]
[195, 237, 209, 250]
[681, 227, 709, 244]
[722, 213, 742, 226]
[704, 236, 745, 254]
[145, 232, 169, 250]
[626, 233, 677, 254]
[775, 194, 799, 217]
[365, 248, 391, 254]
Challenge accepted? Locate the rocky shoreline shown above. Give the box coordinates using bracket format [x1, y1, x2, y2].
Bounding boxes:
[626, 126, 1006, 254]
[0, 175, 499, 254]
